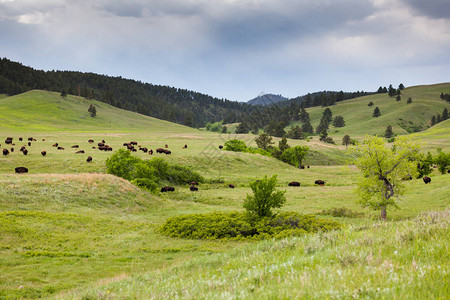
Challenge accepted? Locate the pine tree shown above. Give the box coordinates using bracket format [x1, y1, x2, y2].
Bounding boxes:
[368, 101, 374, 107]
[373, 107, 381, 117]
[398, 83, 405, 90]
[278, 137, 290, 152]
[88, 104, 97, 117]
[407, 97, 412, 104]
[396, 95, 401, 101]
[384, 125, 394, 138]
[442, 108, 448, 120]
[431, 115, 436, 126]
[436, 114, 442, 123]
[302, 120, 313, 134]
[332, 115, 345, 127]
[342, 134, 351, 147]
[388, 84, 396, 97]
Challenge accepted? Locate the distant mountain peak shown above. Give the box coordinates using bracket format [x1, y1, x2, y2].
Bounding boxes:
[247, 93, 288, 106]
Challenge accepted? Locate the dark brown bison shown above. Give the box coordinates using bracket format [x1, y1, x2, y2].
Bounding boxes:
[102, 139, 106, 143]
[219, 145, 223, 149]
[88, 139, 94, 143]
[156, 148, 165, 154]
[190, 181, 198, 186]
[315, 180, 325, 186]
[98, 142, 105, 147]
[423, 176, 431, 184]
[165, 144, 168, 148]
[307, 166, 310, 169]
[20, 146, 26, 152]
[288, 181, 300, 187]
[3, 149, 9, 156]
[28, 137, 33, 141]
[22, 149, 28, 155]
[52, 143, 58, 147]
[5, 138, 13, 144]
[71, 145, 79, 148]
[19, 137, 23, 141]
[163, 149, 171, 155]
[86, 156, 93, 162]
[189, 185, 198, 191]
[300, 165, 305, 169]
[183, 144, 187, 149]
[28, 142, 31, 146]
[10, 147, 14, 152]
[57, 146, 65, 150]
[161, 186, 175, 192]
[228, 184, 235, 188]
[15, 167, 28, 174]
[140, 147, 148, 153]
[41, 151, 46, 156]
[149, 149, 153, 155]
[75, 150, 85, 154]
[130, 141, 138, 145]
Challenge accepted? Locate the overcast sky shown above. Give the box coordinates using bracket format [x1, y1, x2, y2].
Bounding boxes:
[1, 0, 449, 101]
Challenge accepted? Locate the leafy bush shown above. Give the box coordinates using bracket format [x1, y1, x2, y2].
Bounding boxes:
[106, 149, 204, 192]
[318, 207, 364, 218]
[160, 211, 341, 240]
[224, 139, 248, 152]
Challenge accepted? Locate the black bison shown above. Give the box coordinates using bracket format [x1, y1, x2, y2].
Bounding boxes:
[71, 145, 79, 148]
[41, 151, 46, 156]
[98, 142, 105, 147]
[19, 137, 23, 141]
[28, 142, 31, 146]
[22, 149, 28, 155]
[130, 141, 138, 145]
[3, 149, 9, 156]
[300, 165, 305, 169]
[228, 184, 235, 188]
[86, 156, 93, 162]
[183, 144, 187, 149]
[307, 166, 310, 169]
[163, 149, 171, 155]
[53, 143, 58, 147]
[423, 176, 431, 184]
[161, 186, 175, 192]
[140, 147, 148, 153]
[88, 139, 94, 143]
[102, 140, 106, 144]
[219, 145, 223, 149]
[20, 146, 26, 152]
[57, 146, 65, 150]
[156, 148, 165, 154]
[165, 144, 168, 148]
[315, 180, 326, 186]
[28, 137, 33, 141]
[5, 137, 13, 144]
[189, 185, 198, 191]
[288, 181, 301, 187]
[75, 150, 85, 154]
[15, 167, 28, 174]
[10, 147, 14, 152]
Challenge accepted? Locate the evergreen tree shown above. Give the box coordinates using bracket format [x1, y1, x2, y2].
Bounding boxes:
[60, 89, 67, 98]
[436, 114, 442, 123]
[222, 125, 228, 134]
[431, 115, 436, 126]
[342, 134, 351, 147]
[407, 97, 412, 104]
[398, 83, 405, 90]
[301, 120, 313, 134]
[373, 107, 381, 117]
[235, 122, 249, 134]
[368, 101, 374, 107]
[286, 125, 303, 139]
[88, 104, 97, 117]
[388, 84, 396, 97]
[323, 108, 333, 123]
[315, 118, 329, 134]
[384, 125, 394, 138]
[299, 108, 310, 123]
[273, 121, 287, 137]
[442, 108, 448, 120]
[332, 115, 345, 127]
[184, 113, 194, 127]
[278, 137, 290, 152]
[255, 133, 273, 150]
[377, 86, 384, 93]
[396, 95, 401, 101]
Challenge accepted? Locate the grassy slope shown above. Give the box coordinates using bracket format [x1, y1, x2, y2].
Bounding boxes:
[0, 87, 448, 298]
[294, 82, 450, 139]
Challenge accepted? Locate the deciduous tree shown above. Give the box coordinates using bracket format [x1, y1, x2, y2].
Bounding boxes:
[243, 175, 286, 217]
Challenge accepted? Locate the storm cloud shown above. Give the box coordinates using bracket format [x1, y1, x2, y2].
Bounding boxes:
[0, 0, 449, 101]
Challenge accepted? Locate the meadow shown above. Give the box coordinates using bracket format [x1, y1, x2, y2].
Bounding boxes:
[0, 86, 449, 299]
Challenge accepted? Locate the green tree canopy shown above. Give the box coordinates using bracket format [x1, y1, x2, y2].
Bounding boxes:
[243, 175, 286, 217]
[280, 146, 309, 168]
[255, 133, 273, 151]
[342, 134, 351, 147]
[373, 107, 381, 117]
[351, 136, 421, 220]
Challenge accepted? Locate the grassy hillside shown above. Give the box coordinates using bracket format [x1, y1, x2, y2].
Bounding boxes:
[293, 83, 450, 138]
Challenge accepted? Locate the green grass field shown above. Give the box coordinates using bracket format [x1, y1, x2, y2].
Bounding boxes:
[0, 86, 449, 299]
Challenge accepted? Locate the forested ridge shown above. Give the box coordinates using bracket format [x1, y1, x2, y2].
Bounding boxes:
[0, 58, 373, 128]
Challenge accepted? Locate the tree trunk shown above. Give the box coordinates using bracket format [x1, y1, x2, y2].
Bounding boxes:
[380, 206, 387, 220]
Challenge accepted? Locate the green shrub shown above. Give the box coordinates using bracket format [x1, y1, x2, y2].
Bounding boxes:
[243, 175, 286, 217]
[160, 211, 341, 240]
[318, 207, 364, 218]
[106, 149, 142, 180]
[131, 178, 158, 193]
[224, 139, 248, 152]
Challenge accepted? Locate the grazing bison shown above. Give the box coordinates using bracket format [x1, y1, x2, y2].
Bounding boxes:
[156, 148, 165, 154]
[307, 166, 310, 169]
[130, 141, 138, 145]
[315, 180, 326, 186]
[19, 137, 23, 141]
[71, 145, 79, 148]
[300, 165, 305, 169]
[41, 151, 47, 156]
[15, 167, 28, 174]
[163, 149, 171, 155]
[20, 146, 26, 152]
[219, 145, 223, 149]
[190, 181, 198, 186]
[53, 143, 58, 147]
[22, 149, 28, 155]
[57, 146, 65, 150]
[86, 156, 93, 162]
[288, 181, 301, 187]
[228, 184, 235, 188]
[160, 186, 175, 192]
[423, 176, 431, 184]
[189, 185, 198, 192]
[28, 142, 31, 146]
[88, 139, 94, 143]
[149, 149, 153, 155]
[102, 139, 106, 143]
[5, 137, 13, 144]
[28, 137, 33, 141]
[3, 149, 9, 156]
[183, 144, 187, 149]
[10, 147, 14, 152]
[165, 144, 168, 148]
[98, 142, 105, 147]
[75, 150, 85, 154]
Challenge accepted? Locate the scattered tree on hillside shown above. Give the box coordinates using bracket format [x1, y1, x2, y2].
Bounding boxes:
[235, 122, 249, 134]
[243, 175, 286, 217]
[255, 133, 273, 150]
[407, 97, 412, 104]
[280, 146, 309, 169]
[431, 115, 436, 126]
[60, 89, 67, 98]
[396, 95, 401, 101]
[436, 114, 442, 123]
[221, 126, 228, 134]
[88, 104, 97, 117]
[286, 125, 303, 140]
[435, 151, 450, 175]
[332, 115, 345, 127]
[442, 108, 448, 121]
[342, 134, 351, 147]
[373, 107, 381, 117]
[398, 83, 405, 90]
[417, 152, 434, 178]
[301, 120, 314, 134]
[388, 84, 396, 97]
[384, 125, 394, 138]
[266, 121, 287, 138]
[368, 101, 374, 107]
[299, 108, 310, 123]
[278, 137, 290, 152]
[351, 136, 421, 220]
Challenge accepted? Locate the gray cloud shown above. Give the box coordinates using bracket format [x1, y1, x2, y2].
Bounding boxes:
[403, 0, 450, 19]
